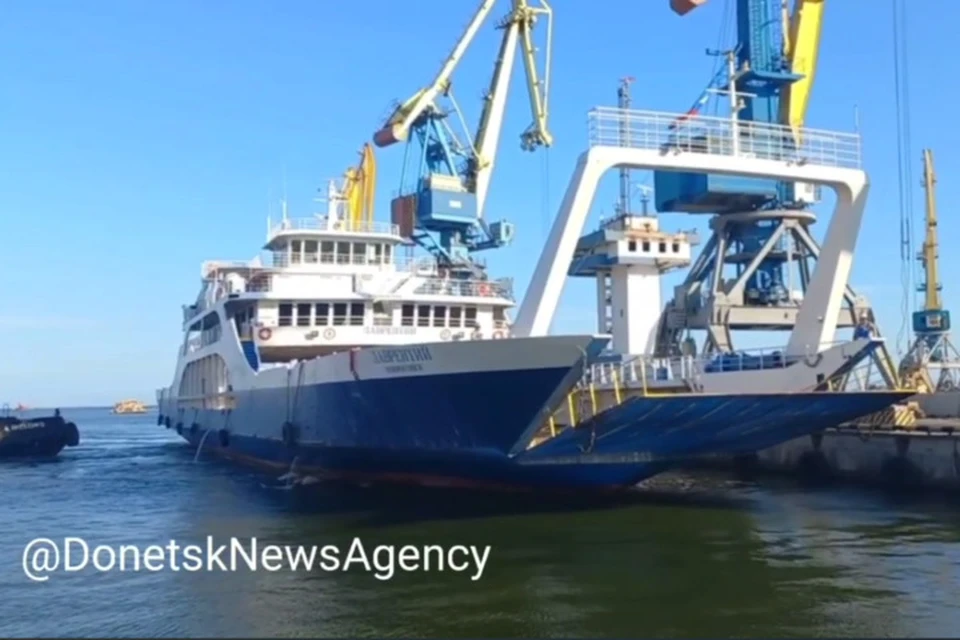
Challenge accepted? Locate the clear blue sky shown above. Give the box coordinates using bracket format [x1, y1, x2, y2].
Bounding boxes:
[1, 0, 956, 407]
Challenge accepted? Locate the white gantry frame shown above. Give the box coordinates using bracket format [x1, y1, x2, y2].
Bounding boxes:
[513, 107, 868, 357]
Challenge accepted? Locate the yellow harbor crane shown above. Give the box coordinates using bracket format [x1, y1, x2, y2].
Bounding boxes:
[899, 149, 960, 392]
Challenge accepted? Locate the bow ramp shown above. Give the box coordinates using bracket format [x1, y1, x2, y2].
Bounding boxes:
[514, 338, 913, 463]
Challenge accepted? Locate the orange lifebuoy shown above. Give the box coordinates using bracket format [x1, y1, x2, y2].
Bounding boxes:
[257, 327, 272, 341]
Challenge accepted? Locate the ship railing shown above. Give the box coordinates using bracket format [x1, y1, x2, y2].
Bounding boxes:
[412, 277, 514, 300]
[597, 212, 701, 243]
[823, 356, 894, 393]
[269, 216, 399, 238]
[206, 262, 509, 299]
[587, 107, 862, 170]
[181, 328, 222, 354]
[584, 341, 857, 389]
[270, 251, 439, 274]
[202, 260, 256, 278]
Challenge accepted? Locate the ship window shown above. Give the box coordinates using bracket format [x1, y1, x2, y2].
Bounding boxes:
[384, 244, 393, 263]
[349, 303, 365, 326]
[465, 307, 477, 328]
[449, 306, 462, 328]
[296, 303, 312, 327]
[417, 305, 430, 327]
[278, 303, 293, 327]
[354, 243, 367, 265]
[658, 242, 666, 253]
[373, 302, 391, 326]
[373, 244, 383, 265]
[332, 303, 347, 326]
[433, 305, 447, 327]
[291, 240, 302, 264]
[315, 303, 330, 326]
[642, 241, 650, 252]
[672, 242, 679, 253]
[628, 240, 637, 252]
[304, 240, 318, 263]
[401, 304, 414, 326]
[336, 242, 350, 264]
[320, 241, 334, 263]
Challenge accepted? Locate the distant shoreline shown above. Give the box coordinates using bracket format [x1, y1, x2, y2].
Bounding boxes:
[11, 405, 157, 412]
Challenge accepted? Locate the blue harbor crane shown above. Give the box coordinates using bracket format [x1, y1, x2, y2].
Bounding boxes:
[656, 0, 823, 313]
[651, 1, 894, 372]
[372, 0, 553, 273]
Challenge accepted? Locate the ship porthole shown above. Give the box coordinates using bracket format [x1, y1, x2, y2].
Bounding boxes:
[218, 429, 230, 448]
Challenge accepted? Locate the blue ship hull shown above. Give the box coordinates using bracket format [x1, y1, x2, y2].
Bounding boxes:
[160, 369, 911, 492]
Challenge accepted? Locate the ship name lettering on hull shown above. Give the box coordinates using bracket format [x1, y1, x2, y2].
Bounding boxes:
[364, 326, 417, 335]
[371, 346, 434, 365]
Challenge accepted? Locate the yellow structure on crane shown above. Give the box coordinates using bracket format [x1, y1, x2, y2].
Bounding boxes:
[779, 0, 825, 132]
[340, 143, 377, 228]
[670, 0, 824, 131]
[898, 149, 960, 393]
[920, 149, 941, 313]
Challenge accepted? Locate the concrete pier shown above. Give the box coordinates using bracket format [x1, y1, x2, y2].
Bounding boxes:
[724, 419, 960, 492]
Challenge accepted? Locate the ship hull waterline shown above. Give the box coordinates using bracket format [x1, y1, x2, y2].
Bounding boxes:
[162, 376, 911, 492]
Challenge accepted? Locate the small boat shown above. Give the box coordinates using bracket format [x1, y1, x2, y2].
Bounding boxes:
[0, 409, 80, 458]
[113, 399, 147, 414]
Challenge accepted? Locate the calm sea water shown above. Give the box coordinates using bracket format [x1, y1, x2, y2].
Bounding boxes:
[1, 407, 959, 638]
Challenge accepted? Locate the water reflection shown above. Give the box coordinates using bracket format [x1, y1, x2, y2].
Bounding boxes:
[2, 409, 959, 638]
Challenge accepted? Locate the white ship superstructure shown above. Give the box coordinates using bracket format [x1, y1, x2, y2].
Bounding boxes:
[186, 178, 515, 369]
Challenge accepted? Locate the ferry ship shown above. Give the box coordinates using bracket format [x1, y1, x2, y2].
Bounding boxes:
[155, 169, 620, 489]
[155, 176, 909, 491]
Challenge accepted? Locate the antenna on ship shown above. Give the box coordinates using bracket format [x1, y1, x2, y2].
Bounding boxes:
[281, 165, 289, 223]
[615, 76, 635, 216]
[635, 183, 652, 216]
[266, 185, 280, 239]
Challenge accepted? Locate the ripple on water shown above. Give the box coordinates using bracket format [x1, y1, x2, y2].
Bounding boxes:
[2, 410, 960, 638]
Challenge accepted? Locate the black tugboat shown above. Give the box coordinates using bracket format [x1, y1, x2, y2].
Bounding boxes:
[0, 406, 80, 459]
